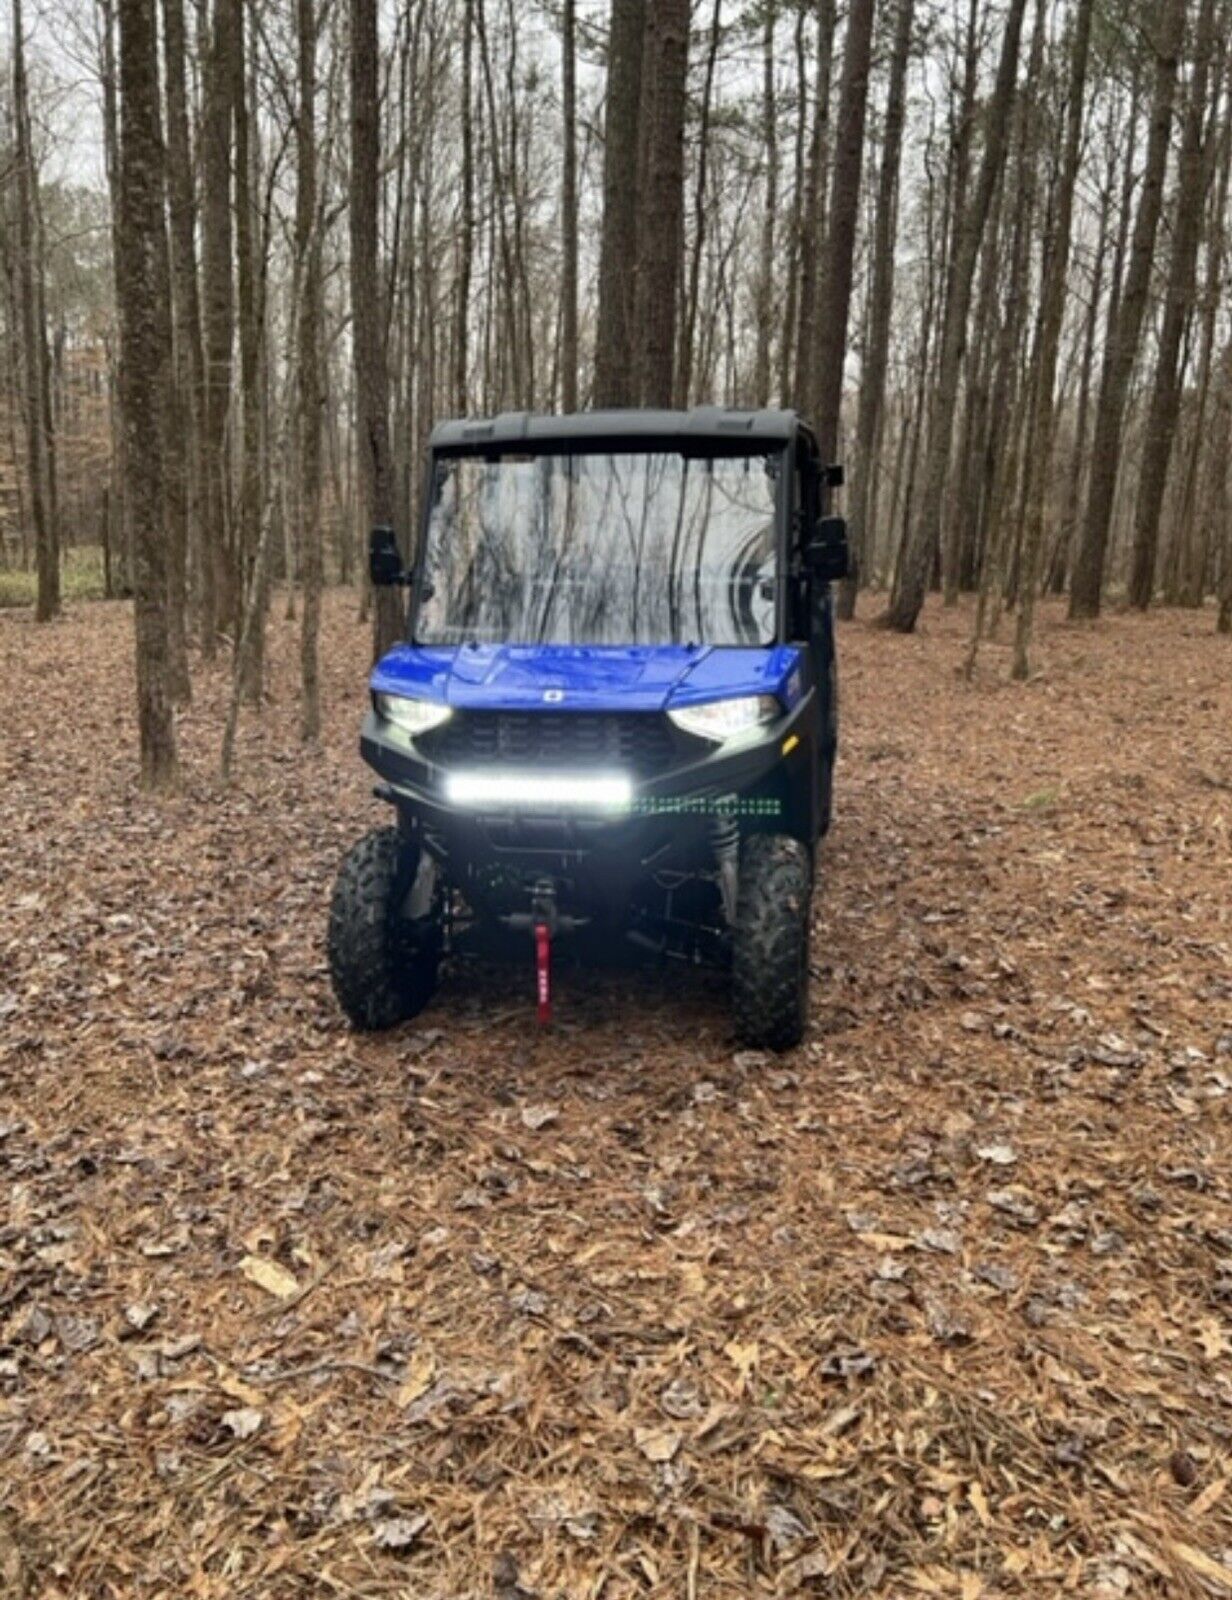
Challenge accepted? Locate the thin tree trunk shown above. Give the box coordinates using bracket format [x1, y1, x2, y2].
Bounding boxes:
[161, 0, 201, 701]
[753, 5, 778, 408]
[841, 0, 913, 618]
[813, 0, 876, 467]
[634, 0, 689, 407]
[593, 0, 645, 406]
[677, 0, 723, 408]
[452, 0, 474, 413]
[1012, 0, 1094, 678]
[1128, 0, 1217, 610]
[1070, 0, 1185, 619]
[779, 6, 808, 405]
[887, 0, 1029, 633]
[116, 0, 177, 787]
[351, 0, 401, 657]
[233, 0, 265, 700]
[561, 0, 579, 411]
[12, 0, 59, 623]
[200, 0, 234, 658]
[792, 0, 837, 418]
[298, 0, 324, 740]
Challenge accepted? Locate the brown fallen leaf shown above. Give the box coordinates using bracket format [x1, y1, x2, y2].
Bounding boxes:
[239, 1255, 300, 1300]
[635, 1426, 681, 1463]
[724, 1339, 759, 1384]
[396, 1347, 437, 1408]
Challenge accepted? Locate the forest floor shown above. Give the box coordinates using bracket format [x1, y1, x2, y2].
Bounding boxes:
[1, 593, 1231, 1599]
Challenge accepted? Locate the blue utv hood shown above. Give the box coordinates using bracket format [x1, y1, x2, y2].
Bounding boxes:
[370, 643, 806, 715]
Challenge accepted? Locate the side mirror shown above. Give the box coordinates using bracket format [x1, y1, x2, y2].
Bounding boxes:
[369, 525, 406, 588]
[824, 463, 845, 491]
[805, 515, 850, 583]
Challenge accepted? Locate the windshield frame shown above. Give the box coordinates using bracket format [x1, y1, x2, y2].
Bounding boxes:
[407, 436, 794, 650]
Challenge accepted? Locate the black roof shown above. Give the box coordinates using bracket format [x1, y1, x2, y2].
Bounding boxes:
[429, 406, 804, 451]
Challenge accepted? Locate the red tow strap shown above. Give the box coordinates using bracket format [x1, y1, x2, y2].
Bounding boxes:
[535, 923, 552, 1025]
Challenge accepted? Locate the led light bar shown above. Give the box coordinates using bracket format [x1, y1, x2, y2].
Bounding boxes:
[443, 770, 633, 811]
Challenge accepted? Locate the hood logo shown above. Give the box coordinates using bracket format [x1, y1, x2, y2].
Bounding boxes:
[543, 689, 565, 704]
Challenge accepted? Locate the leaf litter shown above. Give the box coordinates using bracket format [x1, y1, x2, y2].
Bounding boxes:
[1, 596, 1231, 1594]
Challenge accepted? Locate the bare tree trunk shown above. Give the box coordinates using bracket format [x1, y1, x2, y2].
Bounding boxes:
[779, 7, 808, 405]
[98, 0, 130, 593]
[116, 0, 177, 787]
[753, 5, 778, 408]
[12, 0, 59, 623]
[351, 0, 401, 657]
[298, 0, 324, 740]
[593, 0, 645, 406]
[792, 0, 837, 419]
[634, 0, 689, 407]
[841, 0, 913, 618]
[452, 0, 474, 414]
[813, 0, 876, 467]
[233, 0, 265, 701]
[1070, 0, 1184, 619]
[161, 0, 202, 702]
[1128, 0, 1217, 610]
[560, 0, 579, 411]
[1012, 0, 1094, 678]
[1173, 62, 1232, 609]
[887, 0, 1029, 633]
[200, 0, 234, 658]
[677, 0, 723, 408]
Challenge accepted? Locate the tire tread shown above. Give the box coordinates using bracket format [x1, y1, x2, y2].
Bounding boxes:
[732, 833, 813, 1051]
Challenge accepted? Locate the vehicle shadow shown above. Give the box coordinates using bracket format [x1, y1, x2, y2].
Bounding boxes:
[426, 923, 733, 1044]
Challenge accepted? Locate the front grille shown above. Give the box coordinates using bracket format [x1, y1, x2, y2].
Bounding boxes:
[418, 711, 679, 779]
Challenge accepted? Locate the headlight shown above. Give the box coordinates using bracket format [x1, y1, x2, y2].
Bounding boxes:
[667, 695, 781, 742]
[374, 693, 452, 736]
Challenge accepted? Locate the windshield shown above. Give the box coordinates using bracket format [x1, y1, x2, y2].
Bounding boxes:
[413, 449, 781, 647]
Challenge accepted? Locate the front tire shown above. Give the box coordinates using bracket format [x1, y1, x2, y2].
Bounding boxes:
[328, 827, 440, 1031]
[731, 833, 813, 1051]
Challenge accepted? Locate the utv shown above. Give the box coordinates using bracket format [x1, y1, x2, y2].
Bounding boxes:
[328, 408, 848, 1050]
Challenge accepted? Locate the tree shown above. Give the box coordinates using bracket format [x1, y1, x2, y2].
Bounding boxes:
[1069, 0, 1185, 620]
[12, 0, 60, 623]
[1012, 0, 1094, 679]
[841, 0, 914, 617]
[753, 4, 779, 409]
[1128, 0, 1218, 610]
[454, 0, 475, 414]
[232, 0, 265, 700]
[792, 0, 837, 419]
[116, 0, 177, 787]
[677, 0, 724, 408]
[593, 0, 646, 406]
[634, 0, 689, 407]
[351, 0, 401, 657]
[161, 0, 202, 702]
[200, 0, 234, 658]
[813, 0, 877, 467]
[298, 0, 324, 739]
[887, 0, 1030, 633]
[560, 0, 579, 412]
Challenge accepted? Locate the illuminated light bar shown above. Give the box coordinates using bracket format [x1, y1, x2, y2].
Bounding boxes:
[443, 770, 634, 811]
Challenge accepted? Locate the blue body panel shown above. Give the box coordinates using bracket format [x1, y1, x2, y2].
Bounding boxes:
[370, 642, 806, 715]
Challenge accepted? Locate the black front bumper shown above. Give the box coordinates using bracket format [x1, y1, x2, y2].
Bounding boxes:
[360, 695, 818, 850]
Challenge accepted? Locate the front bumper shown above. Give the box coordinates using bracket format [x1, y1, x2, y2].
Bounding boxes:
[359, 694, 816, 834]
